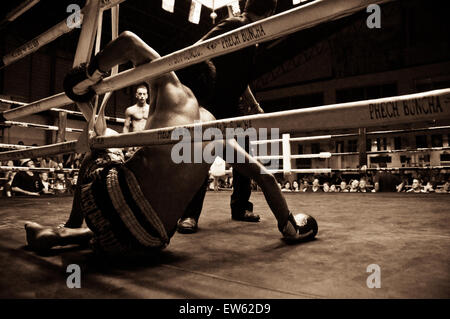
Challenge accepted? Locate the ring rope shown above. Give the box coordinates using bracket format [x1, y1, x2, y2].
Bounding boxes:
[0, 143, 35, 150]
[332, 146, 450, 157]
[1, 120, 83, 133]
[0, 88, 450, 161]
[0, 97, 125, 123]
[0, 166, 79, 173]
[251, 126, 450, 145]
[268, 166, 450, 174]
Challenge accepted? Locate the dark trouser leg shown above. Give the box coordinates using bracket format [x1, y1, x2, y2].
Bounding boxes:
[229, 136, 259, 221]
[180, 176, 209, 222]
[230, 168, 253, 214]
[64, 186, 84, 228]
[64, 153, 92, 228]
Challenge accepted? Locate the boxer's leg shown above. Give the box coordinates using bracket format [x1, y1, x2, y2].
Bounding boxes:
[25, 222, 93, 252]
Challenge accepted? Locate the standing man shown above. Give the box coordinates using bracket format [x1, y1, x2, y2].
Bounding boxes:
[123, 83, 150, 133]
[123, 83, 151, 157]
[176, 0, 278, 233]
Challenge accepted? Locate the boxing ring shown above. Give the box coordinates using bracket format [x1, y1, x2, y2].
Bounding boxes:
[1, 191, 449, 298]
[0, 0, 450, 299]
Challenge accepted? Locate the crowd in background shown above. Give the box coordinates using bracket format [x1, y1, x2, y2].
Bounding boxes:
[2, 146, 450, 197]
[209, 170, 450, 194]
[0, 148, 82, 197]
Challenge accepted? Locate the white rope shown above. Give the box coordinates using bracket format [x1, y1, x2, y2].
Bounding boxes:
[1, 88, 449, 161]
[268, 166, 450, 174]
[0, 98, 125, 122]
[0, 143, 35, 150]
[0, 166, 79, 173]
[2, 120, 83, 133]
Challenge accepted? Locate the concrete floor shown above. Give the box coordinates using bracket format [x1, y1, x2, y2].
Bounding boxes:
[0, 192, 449, 299]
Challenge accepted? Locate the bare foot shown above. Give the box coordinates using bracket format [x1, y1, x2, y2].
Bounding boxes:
[24, 222, 59, 252]
[24, 222, 93, 252]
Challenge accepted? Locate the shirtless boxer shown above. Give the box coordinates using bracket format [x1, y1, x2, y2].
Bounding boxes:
[24, 31, 317, 256]
[123, 84, 150, 133]
[123, 83, 150, 157]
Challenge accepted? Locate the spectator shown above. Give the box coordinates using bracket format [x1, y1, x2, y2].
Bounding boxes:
[292, 180, 300, 192]
[349, 179, 359, 192]
[307, 178, 322, 193]
[53, 173, 69, 194]
[339, 180, 349, 192]
[329, 184, 338, 192]
[322, 182, 330, 193]
[359, 179, 370, 193]
[436, 180, 450, 193]
[11, 159, 43, 196]
[407, 178, 424, 193]
[302, 180, 310, 192]
[282, 181, 292, 192]
[39, 172, 53, 194]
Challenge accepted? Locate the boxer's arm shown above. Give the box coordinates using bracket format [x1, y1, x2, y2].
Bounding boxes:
[222, 138, 290, 228]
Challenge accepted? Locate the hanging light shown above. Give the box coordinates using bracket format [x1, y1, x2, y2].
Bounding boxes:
[162, 0, 175, 13]
[188, 0, 202, 24]
[210, 0, 217, 23]
[187, 0, 238, 24]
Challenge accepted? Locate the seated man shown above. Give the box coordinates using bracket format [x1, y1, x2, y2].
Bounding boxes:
[24, 31, 317, 256]
[11, 159, 44, 196]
